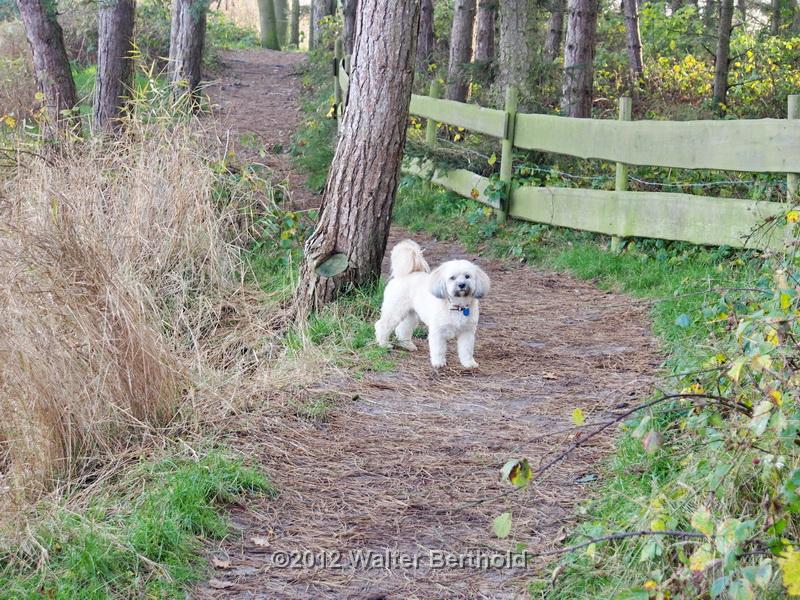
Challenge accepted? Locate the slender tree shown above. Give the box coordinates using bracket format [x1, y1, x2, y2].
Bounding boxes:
[416, 0, 435, 73]
[737, 0, 746, 21]
[622, 0, 644, 82]
[290, 0, 300, 46]
[474, 0, 496, 65]
[310, 0, 335, 49]
[496, 0, 536, 102]
[274, 0, 288, 45]
[445, 0, 476, 101]
[295, 0, 420, 312]
[712, 0, 734, 113]
[670, 0, 684, 12]
[703, 0, 717, 27]
[771, 0, 781, 34]
[561, 0, 598, 118]
[544, 0, 565, 61]
[342, 0, 358, 55]
[169, 0, 208, 96]
[258, 0, 280, 49]
[15, 0, 77, 131]
[94, 0, 136, 131]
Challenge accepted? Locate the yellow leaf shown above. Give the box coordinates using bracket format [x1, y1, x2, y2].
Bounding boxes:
[788, 210, 800, 224]
[781, 293, 793, 311]
[778, 546, 800, 595]
[751, 354, 773, 372]
[453, 133, 462, 142]
[689, 543, 715, 572]
[586, 543, 596, 559]
[571, 408, 585, 426]
[771, 389, 783, 406]
[34, 91, 45, 101]
[2, 114, 15, 128]
[728, 357, 746, 383]
[650, 518, 667, 532]
[644, 580, 658, 591]
[767, 328, 780, 345]
[487, 153, 497, 166]
[470, 187, 480, 200]
[691, 506, 715, 537]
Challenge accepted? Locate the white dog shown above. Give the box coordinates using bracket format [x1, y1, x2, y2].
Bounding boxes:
[375, 240, 490, 369]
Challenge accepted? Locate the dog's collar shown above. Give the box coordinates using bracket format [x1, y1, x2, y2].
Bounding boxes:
[449, 304, 471, 316]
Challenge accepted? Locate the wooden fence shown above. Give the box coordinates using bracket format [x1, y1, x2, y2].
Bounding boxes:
[333, 42, 800, 251]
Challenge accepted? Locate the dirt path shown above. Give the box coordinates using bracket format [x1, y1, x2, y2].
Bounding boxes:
[198, 50, 659, 599]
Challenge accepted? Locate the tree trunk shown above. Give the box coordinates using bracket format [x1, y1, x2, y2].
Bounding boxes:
[544, 0, 565, 61]
[169, 0, 207, 95]
[703, 0, 717, 27]
[94, 0, 136, 131]
[737, 0, 746, 22]
[416, 0, 435, 72]
[342, 0, 358, 55]
[622, 0, 643, 82]
[274, 0, 288, 45]
[712, 0, 733, 113]
[258, 0, 280, 49]
[771, 0, 781, 34]
[310, 0, 334, 49]
[15, 0, 77, 131]
[290, 0, 300, 46]
[670, 0, 684, 12]
[445, 0, 476, 101]
[496, 0, 536, 102]
[474, 0, 496, 64]
[561, 0, 597, 118]
[295, 0, 419, 313]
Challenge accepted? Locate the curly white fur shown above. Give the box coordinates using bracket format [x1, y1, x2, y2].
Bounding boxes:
[375, 239, 490, 369]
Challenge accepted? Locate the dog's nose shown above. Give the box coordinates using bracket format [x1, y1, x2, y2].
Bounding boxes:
[458, 282, 466, 289]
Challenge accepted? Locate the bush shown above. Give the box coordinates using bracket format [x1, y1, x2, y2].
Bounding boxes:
[0, 20, 35, 120]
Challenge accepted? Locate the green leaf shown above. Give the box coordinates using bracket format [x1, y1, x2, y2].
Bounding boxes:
[691, 506, 715, 537]
[487, 152, 497, 166]
[727, 357, 747, 383]
[729, 578, 754, 600]
[492, 511, 512, 539]
[500, 459, 532, 489]
[749, 400, 773, 437]
[571, 408, 585, 426]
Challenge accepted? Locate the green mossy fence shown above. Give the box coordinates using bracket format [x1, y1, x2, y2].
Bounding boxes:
[333, 41, 800, 251]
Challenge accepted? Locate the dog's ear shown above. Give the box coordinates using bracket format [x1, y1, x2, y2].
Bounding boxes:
[429, 266, 448, 299]
[473, 266, 491, 299]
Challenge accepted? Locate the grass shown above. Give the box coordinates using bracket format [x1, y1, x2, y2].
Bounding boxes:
[0, 451, 274, 600]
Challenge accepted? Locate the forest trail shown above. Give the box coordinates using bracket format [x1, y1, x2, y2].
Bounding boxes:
[198, 49, 659, 599]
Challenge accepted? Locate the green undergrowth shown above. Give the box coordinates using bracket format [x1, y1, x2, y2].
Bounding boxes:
[0, 451, 274, 599]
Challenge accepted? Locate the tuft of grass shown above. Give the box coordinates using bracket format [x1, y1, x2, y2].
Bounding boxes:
[0, 451, 274, 599]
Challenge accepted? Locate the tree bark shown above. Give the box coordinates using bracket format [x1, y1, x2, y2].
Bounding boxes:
[445, 0, 476, 101]
[544, 0, 565, 61]
[496, 0, 536, 101]
[416, 0, 435, 72]
[290, 0, 300, 46]
[622, 0, 644, 82]
[771, 0, 781, 34]
[474, 0, 496, 65]
[703, 0, 717, 27]
[274, 0, 288, 45]
[670, 0, 684, 12]
[169, 0, 207, 95]
[737, 0, 746, 22]
[258, 0, 280, 49]
[342, 0, 358, 55]
[94, 0, 136, 131]
[295, 0, 419, 313]
[15, 0, 77, 131]
[560, 0, 598, 118]
[310, 0, 335, 49]
[712, 0, 734, 113]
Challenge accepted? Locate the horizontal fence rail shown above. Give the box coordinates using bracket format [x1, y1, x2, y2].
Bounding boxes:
[333, 49, 797, 251]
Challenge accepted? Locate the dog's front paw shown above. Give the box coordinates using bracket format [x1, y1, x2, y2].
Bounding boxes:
[430, 358, 447, 369]
[395, 339, 417, 352]
[460, 359, 479, 369]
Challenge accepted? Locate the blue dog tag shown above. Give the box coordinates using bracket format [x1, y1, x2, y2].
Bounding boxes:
[462, 307, 470, 316]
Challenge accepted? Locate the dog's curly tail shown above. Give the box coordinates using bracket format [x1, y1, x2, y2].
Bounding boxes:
[390, 239, 430, 278]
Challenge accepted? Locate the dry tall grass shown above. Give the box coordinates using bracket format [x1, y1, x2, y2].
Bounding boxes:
[0, 117, 281, 504]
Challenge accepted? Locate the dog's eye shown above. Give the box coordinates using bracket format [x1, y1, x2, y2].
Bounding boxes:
[449, 276, 455, 280]
[464, 274, 470, 279]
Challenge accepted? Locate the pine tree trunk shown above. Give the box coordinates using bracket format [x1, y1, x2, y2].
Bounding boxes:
[258, 0, 280, 49]
[15, 0, 77, 131]
[94, 0, 136, 131]
[342, 0, 358, 55]
[169, 0, 207, 95]
[290, 0, 300, 46]
[544, 0, 565, 61]
[295, 0, 419, 313]
[445, 0, 476, 101]
[416, 0, 435, 72]
[474, 0, 496, 65]
[622, 0, 643, 81]
[496, 0, 536, 102]
[561, 0, 598, 118]
[712, 0, 734, 113]
[274, 0, 288, 45]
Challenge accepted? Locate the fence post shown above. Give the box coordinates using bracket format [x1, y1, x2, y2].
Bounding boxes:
[334, 39, 343, 133]
[498, 85, 518, 225]
[425, 80, 442, 149]
[611, 96, 632, 252]
[788, 95, 799, 203]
